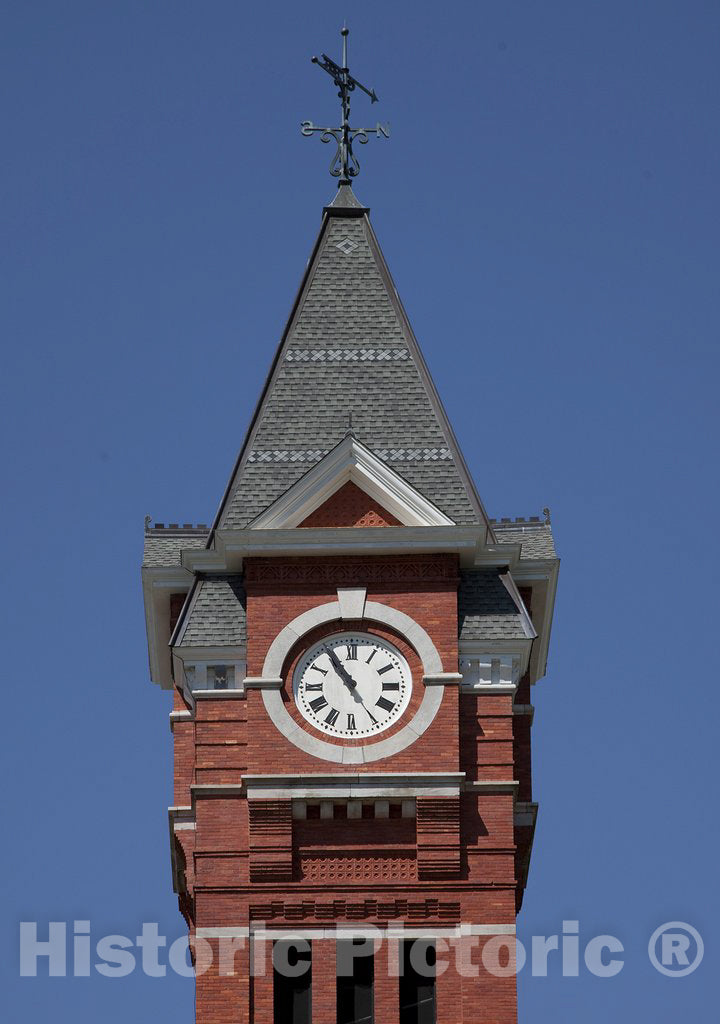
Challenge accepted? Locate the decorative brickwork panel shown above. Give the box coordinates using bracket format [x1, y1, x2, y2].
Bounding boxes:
[298, 849, 416, 883]
[248, 800, 292, 882]
[298, 480, 402, 528]
[244, 553, 459, 586]
[416, 797, 461, 879]
[248, 898, 461, 923]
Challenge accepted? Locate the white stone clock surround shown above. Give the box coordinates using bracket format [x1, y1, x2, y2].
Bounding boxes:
[245, 588, 460, 764]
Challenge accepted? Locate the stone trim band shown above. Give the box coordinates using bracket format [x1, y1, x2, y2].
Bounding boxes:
[196, 924, 517, 939]
[256, 592, 447, 764]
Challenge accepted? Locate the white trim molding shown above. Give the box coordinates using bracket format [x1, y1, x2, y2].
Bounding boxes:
[243, 772, 464, 800]
[195, 923, 517, 940]
[500, 573, 537, 639]
[183, 524, 484, 572]
[142, 568, 193, 689]
[254, 597, 447, 764]
[171, 650, 247, 707]
[261, 685, 443, 765]
[248, 433, 455, 530]
[463, 780, 519, 794]
[458, 640, 533, 694]
[168, 805, 194, 894]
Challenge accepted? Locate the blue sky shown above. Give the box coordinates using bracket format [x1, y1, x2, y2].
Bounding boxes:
[2, 1, 718, 1019]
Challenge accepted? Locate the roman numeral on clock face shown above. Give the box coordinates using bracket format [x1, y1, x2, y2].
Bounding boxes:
[376, 695, 396, 713]
[294, 633, 411, 738]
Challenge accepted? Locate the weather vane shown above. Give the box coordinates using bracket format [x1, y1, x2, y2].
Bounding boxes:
[301, 26, 389, 185]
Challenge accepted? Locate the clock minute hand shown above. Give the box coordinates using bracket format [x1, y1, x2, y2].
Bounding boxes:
[324, 646, 357, 691]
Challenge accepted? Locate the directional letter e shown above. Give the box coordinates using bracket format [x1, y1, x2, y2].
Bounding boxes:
[20, 922, 67, 977]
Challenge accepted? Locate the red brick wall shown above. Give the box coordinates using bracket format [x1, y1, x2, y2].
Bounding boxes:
[171, 550, 523, 1022]
[298, 480, 402, 528]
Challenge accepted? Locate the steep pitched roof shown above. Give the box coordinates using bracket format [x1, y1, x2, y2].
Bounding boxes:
[175, 575, 246, 647]
[458, 570, 531, 641]
[211, 187, 490, 535]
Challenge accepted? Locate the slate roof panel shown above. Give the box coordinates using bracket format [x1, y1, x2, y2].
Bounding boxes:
[143, 532, 208, 567]
[218, 211, 482, 529]
[458, 569, 528, 640]
[493, 524, 557, 559]
[178, 575, 247, 647]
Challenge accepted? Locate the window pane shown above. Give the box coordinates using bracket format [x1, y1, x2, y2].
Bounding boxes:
[399, 940, 436, 1024]
[207, 664, 234, 689]
[273, 940, 311, 1024]
[337, 939, 374, 1024]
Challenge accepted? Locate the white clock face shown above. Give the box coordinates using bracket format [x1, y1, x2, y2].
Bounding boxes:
[293, 631, 412, 738]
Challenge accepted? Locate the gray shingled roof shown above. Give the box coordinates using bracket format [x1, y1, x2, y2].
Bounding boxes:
[176, 575, 246, 647]
[494, 524, 556, 559]
[143, 531, 209, 567]
[458, 570, 528, 640]
[216, 198, 485, 530]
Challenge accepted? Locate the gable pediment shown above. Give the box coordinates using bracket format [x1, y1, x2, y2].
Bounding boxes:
[249, 434, 455, 529]
[298, 480, 402, 528]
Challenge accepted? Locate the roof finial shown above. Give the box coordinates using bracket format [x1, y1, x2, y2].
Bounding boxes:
[301, 26, 389, 185]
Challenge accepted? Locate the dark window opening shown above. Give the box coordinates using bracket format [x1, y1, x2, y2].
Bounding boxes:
[306, 804, 321, 820]
[273, 940, 311, 1024]
[337, 938, 374, 1024]
[334, 803, 348, 819]
[400, 940, 436, 1024]
[389, 802, 403, 819]
[518, 585, 533, 621]
[361, 803, 374, 819]
[169, 592, 186, 634]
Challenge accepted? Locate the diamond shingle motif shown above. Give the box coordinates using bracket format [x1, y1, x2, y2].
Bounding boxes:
[335, 237, 359, 255]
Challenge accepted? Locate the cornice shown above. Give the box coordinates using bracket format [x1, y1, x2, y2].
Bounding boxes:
[181, 524, 485, 572]
[244, 771, 465, 800]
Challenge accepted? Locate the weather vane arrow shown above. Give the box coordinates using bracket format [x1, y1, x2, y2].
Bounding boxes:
[301, 26, 389, 185]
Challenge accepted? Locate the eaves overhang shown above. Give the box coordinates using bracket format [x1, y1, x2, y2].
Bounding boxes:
[142, 564, 193, 689]
[181, 524, 490, 572]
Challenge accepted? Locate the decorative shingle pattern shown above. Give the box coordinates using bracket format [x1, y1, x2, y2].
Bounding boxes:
[178, 575, 247, 647]
[246, 446, 452, 465]
[458, 570, 528, 640]
[335, 236, 359, 254]
[219, 215, 479, 529]
[143, 533, 208, 567]
[286, 349, 409, 362]
[248, 450, 326, 464]
[494, 525, 557, 559]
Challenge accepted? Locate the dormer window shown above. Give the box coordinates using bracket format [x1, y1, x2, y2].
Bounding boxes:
[207, 665, 232, 690]
[184, 661, 244, 692]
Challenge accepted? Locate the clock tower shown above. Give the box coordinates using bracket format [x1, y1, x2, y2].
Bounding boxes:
[141, 34, 559, 1024]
